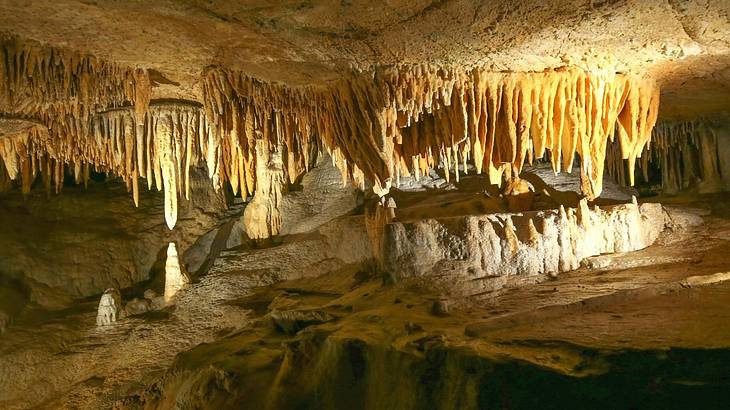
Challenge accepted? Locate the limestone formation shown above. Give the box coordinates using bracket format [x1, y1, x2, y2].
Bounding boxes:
[242, 140, 284, 240]
[204, 66, 660, 204]
[96, 288, 122, 326]
[164, 242, 190, 303]
[0, 35, 661, 236]
[123, 298, 152, 317]
[1, 1, 730, 408]
[380, 200, 667, 295]
[609, 119, 729, 194]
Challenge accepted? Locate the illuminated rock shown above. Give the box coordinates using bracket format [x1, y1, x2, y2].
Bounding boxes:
[0, 36, 661, 237]
[242, 140, 284, 240]
[164, 242, 190, 304]
[380, 201, 668, 295]
[96, 288, 122, 326]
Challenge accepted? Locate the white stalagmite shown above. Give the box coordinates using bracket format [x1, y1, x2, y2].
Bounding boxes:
[96, 288, 122, 326]
[164, 242, 190, 303]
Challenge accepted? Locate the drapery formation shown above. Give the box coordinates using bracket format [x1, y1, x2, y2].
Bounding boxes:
[1, 37, 661, 232]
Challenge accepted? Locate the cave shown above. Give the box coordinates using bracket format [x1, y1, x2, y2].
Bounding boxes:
[0, 1, 729, 409]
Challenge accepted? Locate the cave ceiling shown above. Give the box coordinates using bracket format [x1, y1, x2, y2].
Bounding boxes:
[0, 0, 727, 118]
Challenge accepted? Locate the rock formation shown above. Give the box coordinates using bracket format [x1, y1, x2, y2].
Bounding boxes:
[242, 140, 284, 240]
[0, 33, 662, 237]
[380, 199, 667, 295]
[163, 242, 190, 304]
[609, 118, 730, 194]
[0, 1, 729, 408]
[96, 288, 122, 326]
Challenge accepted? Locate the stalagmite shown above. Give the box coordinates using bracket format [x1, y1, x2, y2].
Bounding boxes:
[242, 139, 285, 240]
[96, 288, 123, 326]
[164, 242, 190, 304]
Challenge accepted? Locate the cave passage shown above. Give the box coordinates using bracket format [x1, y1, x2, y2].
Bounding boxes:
[0, 1, 729, 409]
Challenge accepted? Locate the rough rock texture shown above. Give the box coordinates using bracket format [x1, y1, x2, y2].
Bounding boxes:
[0, 0, 727, 105]
[0, 311, 8, 334]
[0, 168, 228, 309]
[113, 198, 730, 410]
[212, 214, 372, 286]
[381, 200, 667, 294]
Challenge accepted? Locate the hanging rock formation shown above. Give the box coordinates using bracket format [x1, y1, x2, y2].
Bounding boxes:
[204, 65, 660, 203]
[1, 35, 661, 236]
[608, 119, 729, 194]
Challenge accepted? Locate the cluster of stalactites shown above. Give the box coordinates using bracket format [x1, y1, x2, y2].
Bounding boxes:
[202, 70, 321, 193]
[1, 41, 662, 235]
[203, 65, 659, 201]
[608, 120, 724, 194]
[0, 127, 75, 196]
[387, 67, 659, 200]
[0, 102, 215, 230]
[0, 36, 151, 125]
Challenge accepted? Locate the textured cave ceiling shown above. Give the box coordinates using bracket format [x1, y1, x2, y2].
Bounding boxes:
[0, 0, 727, 119]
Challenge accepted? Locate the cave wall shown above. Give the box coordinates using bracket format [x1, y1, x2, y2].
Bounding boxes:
[0, 168, 228, 309]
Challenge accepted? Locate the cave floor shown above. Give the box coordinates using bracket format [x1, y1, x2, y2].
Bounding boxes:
[0, 266, 255, 409]
[2, 194, 730, 409]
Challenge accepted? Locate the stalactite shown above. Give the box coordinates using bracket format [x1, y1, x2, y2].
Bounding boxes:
[0, 36, 149, 125]
[0, 101, 205, 228]
[1, 35, 662, 236]
[609, 119, 725, 194]
[203, 65, 659, 202]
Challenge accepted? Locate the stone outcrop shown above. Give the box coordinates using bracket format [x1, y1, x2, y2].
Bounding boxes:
[380, 199, 667, 295]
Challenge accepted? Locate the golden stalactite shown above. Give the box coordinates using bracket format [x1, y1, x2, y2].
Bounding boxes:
[1, 36, 662, 236]
[0, 101, 206, 230]
[203, 65, 659, 202]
